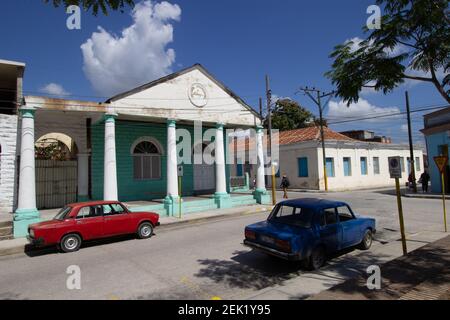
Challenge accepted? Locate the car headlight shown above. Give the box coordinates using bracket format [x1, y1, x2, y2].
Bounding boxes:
[29, 228, 35, 238]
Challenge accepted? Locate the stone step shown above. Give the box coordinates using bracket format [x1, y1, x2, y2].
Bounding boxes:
[231, 195, 255, 202]
[0, 220, 12, 229]
[181, 205, 216, 214]
[234, 200, 258, 207]
[0, 234, 13, 241]
[0, 226, 13, 237]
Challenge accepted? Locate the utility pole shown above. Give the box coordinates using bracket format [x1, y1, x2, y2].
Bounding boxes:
[298, 87, 335, 191]
[405, 91, 417, 193]
[259, 97, 263, 118]
[266, 75, 276, 205]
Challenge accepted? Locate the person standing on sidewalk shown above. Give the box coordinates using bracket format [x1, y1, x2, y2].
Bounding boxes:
[419, 170, 430, 193]
[280, 174, 290, 199]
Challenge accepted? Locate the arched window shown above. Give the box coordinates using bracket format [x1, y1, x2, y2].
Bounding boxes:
[133, 140, 162, 180]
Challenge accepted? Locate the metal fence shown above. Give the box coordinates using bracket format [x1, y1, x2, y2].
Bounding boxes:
[36, 160, 78, 209]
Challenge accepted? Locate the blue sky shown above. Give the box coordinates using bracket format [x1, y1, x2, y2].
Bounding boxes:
[0, 0, 447, 146]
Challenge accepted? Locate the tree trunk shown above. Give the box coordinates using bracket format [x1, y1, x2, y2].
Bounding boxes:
[429, 60, 450, 104]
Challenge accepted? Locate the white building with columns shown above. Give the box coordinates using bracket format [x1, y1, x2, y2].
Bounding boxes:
[4, 64, 269, 238]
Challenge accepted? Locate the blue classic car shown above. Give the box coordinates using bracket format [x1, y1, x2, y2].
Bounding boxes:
[244, 198, 376, 269]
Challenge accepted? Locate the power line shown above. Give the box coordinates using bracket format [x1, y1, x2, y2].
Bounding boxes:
[0, 97, 446, 127]
[328, 104, 449, 125]
[0, 87, 262, 102]
[321, 101, 448, 121]
[0, 99, 259, 113]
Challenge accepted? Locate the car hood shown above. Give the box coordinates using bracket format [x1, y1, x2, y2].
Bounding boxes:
[246, 220, 308, 240]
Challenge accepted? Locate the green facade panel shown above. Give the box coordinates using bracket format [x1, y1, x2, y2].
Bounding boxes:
[91, 120, 230, 202]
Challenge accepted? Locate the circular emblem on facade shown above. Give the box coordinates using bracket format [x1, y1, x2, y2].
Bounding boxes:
[188, 83, 208, 108]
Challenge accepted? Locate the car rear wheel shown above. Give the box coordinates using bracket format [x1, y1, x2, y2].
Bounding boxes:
[308, 246, 326, 270]
[60, 234, 82, 253]
[358, 229, 373, 250]
[137, 222, 154, 239]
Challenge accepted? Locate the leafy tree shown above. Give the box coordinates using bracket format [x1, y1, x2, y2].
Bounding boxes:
[44, 0, 134, 16]
[326, 0, 450, 104]
[35, 141, 72, 160]
[264, 98, 316, 131]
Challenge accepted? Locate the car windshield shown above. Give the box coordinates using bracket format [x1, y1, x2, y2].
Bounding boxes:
[53, 206, 72, 220]
[268, 204, 315, 228]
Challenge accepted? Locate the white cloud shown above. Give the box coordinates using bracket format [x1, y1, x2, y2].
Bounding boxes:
[271, 94, 292, 103]
[344, 37, 408, 57]
[39, 83, 70, 97]
[401, 124, 408, 132]
[327, 98, 400, 123]
[345, 37, 365, 53]
[81, 0, 181, 97]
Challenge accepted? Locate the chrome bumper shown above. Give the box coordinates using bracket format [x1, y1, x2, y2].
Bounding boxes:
[243, 239, 302, 261]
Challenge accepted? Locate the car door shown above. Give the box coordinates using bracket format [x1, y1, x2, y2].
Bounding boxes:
[337, 205, 361, 248]
[318, 207, 343, 252]
[74, 206, 104, 240]
[103, 204, 133, 236]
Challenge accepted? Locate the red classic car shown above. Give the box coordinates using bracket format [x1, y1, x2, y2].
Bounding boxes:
[27, 201, 160, 253]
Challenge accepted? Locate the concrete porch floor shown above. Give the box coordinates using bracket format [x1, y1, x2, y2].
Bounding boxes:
[38, 192, 260, 221]
[125, 192, 254, 206]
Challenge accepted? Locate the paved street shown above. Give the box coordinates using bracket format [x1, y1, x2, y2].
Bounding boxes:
[0, 189, 448, 300]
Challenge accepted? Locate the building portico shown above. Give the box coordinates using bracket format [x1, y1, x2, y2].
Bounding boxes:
[11, 64, 267, 237]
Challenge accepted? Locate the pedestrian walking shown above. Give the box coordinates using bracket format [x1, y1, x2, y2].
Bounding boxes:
[408, 173, 415, 190]
[418, 170, 430, 193]
[280, 174, 290, 199]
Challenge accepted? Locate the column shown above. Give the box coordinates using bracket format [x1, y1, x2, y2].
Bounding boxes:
[214, 123, 231, 208]
[103, 113, 118, 201]
[14, 107, 40, 238]
[77, 153, 90, 202]
[164, 119, 179, 215]
[253, 125, 270, 204]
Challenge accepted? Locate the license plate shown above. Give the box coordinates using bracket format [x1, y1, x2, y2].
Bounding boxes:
[260, 235, 274, 244]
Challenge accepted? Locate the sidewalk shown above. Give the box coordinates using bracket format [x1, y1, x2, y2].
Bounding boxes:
[310, 234, 450, 300]
[0, 204, 273, 258]
[404, 191, 450, 200]
[238, 230, 448, 300]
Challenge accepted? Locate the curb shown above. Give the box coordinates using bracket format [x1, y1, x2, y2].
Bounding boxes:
[0, 245, 28, 258]
[404, 193, 450, 200]
[0, 205, 273, 258]
[158, 205, 272, 230]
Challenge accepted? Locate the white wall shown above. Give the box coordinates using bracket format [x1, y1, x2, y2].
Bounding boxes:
[0, 114, 18, 216]
[274, 142, 320, 189]
[250, 141, 424, 191]
[34, 110, 89, 153]
[112, 68, 261, 127]
[317, 143, 424, 191]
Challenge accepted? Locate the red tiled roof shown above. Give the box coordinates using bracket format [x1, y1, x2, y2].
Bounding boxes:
[230, 126, 354, 151]
[276, 126, 354, 145]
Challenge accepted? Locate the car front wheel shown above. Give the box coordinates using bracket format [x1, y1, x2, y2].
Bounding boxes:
[308, 246, 326, 270]
[137, 222, 154, 239]
[60, 234, 82, 253]
[358, 229, 373, 250]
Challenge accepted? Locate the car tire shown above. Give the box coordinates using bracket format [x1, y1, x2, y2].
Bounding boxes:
[60, 234, 82, 253]
[308, 246, 326, 270]
[358, 229, 373, 250]
[137, 222, 154, 239]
